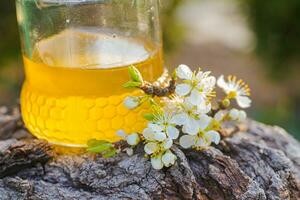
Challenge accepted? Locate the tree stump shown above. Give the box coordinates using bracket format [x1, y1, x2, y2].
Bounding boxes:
[0, 107, 299, 200]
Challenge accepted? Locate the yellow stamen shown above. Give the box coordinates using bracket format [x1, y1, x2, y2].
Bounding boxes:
[227, 91, 237, 99]
[226, 75, 251, 96]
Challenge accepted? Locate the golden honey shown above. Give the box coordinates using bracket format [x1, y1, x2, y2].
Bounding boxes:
[21, 28, 163, 147]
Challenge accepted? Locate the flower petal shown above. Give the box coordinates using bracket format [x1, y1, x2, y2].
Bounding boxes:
[167, 125, 179, 139]
[202, 76, 216, 89]
[183, 98, 194, 110]
[162, 138, 173, 150]
[214, 110, 227, 122]
[198, 114, 212, 130]
[195, 137, 207, 147]
[196, 71, 205, 80]
[176, 64, 193, 80]
[197, 101, 211, 114]
[148, 123, 164, 133]
[217, 75, 228, 91]
[179, 135, 195, 149]
[175, 83, 192, 96]
[151, 156, 164, 170]
[236, 96, 251, 108]
[154, 131, 167, 141]
[162, 151, 176, 167]
[144, 142, 159, 154]
[170, 113, 188, 125]
[143, 128, 155, 140]
[205, 130, 221, 145]
[189, 90, 205, 106]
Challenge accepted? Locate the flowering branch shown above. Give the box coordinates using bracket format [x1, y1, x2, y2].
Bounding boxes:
[88, 64, 252, 170]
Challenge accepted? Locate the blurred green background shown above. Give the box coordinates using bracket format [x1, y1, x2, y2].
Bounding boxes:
[0, 0, 299, 139]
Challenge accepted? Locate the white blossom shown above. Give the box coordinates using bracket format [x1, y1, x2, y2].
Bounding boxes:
[116, 130, 141, 146]
[150, 150, 177, 170]
[217, 75, 251, 108]
[175, 65, 216, 106]
[124, 96, 140, 110]
[143, 131, 173, 156]
[147, 113, 180, 140]
[229, 109, 247, 122]
[119, 64, 252, 170]
[171, 99, 211, 135]
[179, 116, 220, 149]
[144, 136, 173, 155]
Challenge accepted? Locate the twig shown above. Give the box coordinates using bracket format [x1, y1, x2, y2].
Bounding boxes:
[140, 78, 176, 97]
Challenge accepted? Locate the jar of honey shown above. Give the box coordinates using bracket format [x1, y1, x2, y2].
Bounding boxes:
[16, 0, 164, 147]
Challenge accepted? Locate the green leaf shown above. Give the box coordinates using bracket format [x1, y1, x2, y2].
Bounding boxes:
[87, 139, 117, 158]
[144, 113, 156, 121]
[123, 81, 142, 88]
[128, 66, 143, 83]
[87, 143, 112, 153]
[102, 149, 117, 158]
[87, 139, 113, 153]
[172, 70, 177, 80]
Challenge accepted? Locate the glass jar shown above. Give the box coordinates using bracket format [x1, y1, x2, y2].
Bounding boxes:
[16, 0, 164, 147]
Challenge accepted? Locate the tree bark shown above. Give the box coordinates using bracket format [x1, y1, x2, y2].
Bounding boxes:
[0, 107, 299, 200]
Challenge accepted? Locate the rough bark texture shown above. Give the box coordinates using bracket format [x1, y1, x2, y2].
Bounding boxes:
[0, 107, 299, 200]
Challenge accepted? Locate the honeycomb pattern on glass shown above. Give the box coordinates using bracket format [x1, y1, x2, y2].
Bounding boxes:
[21, 82, 149, 147]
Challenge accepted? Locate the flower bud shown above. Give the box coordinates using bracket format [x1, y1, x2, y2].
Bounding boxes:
[126, 133, 140, 146]
[238, 110, 247, 122]
[229, 108, 239, 120]
[116, 130, 126, 139]
[214, 110, 227, 122]
[124, 96, 140, 110]
[222, 98, 231, 108]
